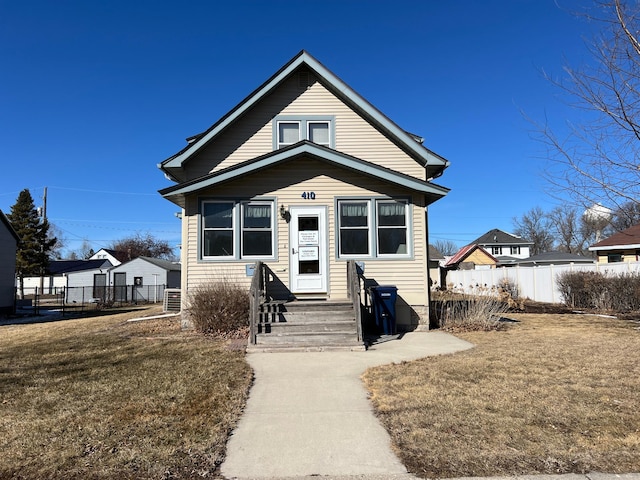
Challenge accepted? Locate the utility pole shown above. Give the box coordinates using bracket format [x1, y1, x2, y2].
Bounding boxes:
[39, 187, 48, 295]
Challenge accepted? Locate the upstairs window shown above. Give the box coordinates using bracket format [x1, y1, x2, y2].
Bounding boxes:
[274, 116, 334, 149]
[277, 121, 300, 148]
[510, 246, 521, 255]
[492, 246, 502, 255]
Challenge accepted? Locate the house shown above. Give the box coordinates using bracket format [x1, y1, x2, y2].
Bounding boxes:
[589, 223, 640, 263]
[427, 244, 445, 289]
[444, 244, 497, 271]
[57, 259, 113, 303]
[511, 251, 595, 267]
[89, 248, 129, 266]
[108, 257, 181, 303]
[159, 51, 450, 337]
[470, 228, 532, 265]
[0, 210, 19, 314]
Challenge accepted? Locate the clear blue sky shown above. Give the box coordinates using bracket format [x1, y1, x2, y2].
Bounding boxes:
[0, 0, 597, 256]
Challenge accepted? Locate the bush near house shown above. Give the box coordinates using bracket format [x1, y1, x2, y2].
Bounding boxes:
[557, 271, 640, 311]
[186, 281, 249, 336]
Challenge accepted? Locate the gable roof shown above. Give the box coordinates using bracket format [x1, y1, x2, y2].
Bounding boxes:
[444, 244, 497, 267]
[0, 209, 19, 242]
[512, 251, 595, 266]
[47, 259, 112, 275]
[112, 256, 181, 272]
[589, 224, 640, 251]
[471, 228, 533, 246]
[159, 50, 449, 181]
[160, 140, 450, 208]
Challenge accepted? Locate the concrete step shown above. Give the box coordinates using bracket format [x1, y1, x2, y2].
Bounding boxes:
[246, 343, 367, 353]
[261, 320, 357, 334]
[255, 331, 359, 346]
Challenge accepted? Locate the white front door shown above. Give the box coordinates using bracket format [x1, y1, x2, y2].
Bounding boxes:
[289, 206, 328, 294]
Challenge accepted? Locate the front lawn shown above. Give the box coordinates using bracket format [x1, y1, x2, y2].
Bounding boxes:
[0, 307, 252, 479]
[363, 313, 640, 478]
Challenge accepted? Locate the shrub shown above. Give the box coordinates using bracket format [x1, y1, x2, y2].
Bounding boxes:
[557, 270, 640, 311]
[431, 290, 510, 332]
[185, 280, 250, 336]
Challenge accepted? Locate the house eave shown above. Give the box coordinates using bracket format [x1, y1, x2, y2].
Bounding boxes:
[159, 141, 449, 207]
[589, 243, 640, 251]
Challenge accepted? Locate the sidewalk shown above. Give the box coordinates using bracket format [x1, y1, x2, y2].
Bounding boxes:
[220, 331, 474, 479]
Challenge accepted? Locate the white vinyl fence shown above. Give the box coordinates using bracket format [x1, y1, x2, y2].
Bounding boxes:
[445, 261, 640, 304]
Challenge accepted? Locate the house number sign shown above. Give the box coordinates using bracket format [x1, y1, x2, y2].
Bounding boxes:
[301, 192, 316, 199]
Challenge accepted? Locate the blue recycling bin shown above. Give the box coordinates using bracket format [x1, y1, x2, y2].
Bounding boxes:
[369, 285, 398, 335]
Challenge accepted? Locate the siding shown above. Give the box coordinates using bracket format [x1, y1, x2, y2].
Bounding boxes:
[183, 157, 429, 314]
[0, 223, 17, 310]
[183, 75, 425, 181]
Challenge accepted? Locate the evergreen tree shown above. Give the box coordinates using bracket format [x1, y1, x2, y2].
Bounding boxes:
[7, 189, 57, 296]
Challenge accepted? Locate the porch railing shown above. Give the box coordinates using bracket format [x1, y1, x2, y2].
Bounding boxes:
[347, 260, 364, 342]
[249, 261, 265, 345]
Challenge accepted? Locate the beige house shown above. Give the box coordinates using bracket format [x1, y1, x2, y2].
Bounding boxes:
[159, 51, 450, 339]
[589, 223, 640, 263]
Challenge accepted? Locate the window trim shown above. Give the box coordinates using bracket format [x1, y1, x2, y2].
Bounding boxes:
[199, 198, 277, 262]
[336, 196, 412, 260]
[273, 115, 335, 149]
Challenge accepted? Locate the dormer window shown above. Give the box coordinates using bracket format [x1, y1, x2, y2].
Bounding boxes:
[274, 116, 334, 149]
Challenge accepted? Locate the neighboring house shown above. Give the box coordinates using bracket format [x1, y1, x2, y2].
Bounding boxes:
[90, 248, 129, 266]
[56, 260, 114, 303]
[511, 251, 596, 267]
[0, 209, 19, 314]
[444, 244, 497, 271]
[589, 224, 640, 263]
[108, 257, 181, 303]
[22, 259, 113, 295]
[427, 244, 445, 289]
[159, 51, 450, 331]
[471, 228, 533, 265]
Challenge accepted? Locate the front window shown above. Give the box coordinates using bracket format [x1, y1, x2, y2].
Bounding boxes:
[377, 200, 408, 255]
[201, 200, 275, 260]
[608, 253, 622, 263]
[339, 201, 370, 256]
[203, 201, 234, 258]
[338, 198, 411, 258]
[242, 203, 273, 257]
[492, 246, 502, 255]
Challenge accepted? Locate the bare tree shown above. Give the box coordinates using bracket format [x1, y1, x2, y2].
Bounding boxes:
[109, 232, 175, 260]
[611, 200, 640, 230]
[513, 207, 555, 255]
[432, 239, 459, 256]
[540, 0, 640, 212]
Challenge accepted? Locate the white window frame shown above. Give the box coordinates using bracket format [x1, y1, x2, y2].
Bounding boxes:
[276, 121, 301, 149]
[510, 246, 521, 255]
[202, 200, 235, 260]
[307, 121, 331, 147]
[337, 200, 372, 258]
[376, 199, 410, 257]
[492, 246, 503, 255]
[240, 201, 275, 259]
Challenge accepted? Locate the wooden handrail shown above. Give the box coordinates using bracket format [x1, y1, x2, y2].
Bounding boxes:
[347, 260, 364, 342]
[249, 261, 264, 345]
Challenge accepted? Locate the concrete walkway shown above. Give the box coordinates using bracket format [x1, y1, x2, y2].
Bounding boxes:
[220, 331, 474, 479]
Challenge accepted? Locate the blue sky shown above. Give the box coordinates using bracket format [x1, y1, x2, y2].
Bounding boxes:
[0, 0, 597, 256]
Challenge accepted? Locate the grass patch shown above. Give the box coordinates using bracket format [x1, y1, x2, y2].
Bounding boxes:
[363, 314, 640, 478]
[0, 306, 252, 479]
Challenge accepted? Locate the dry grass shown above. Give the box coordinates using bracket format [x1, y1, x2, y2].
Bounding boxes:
[363, 314, 640, 478]
[0, 306, 252, 479]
